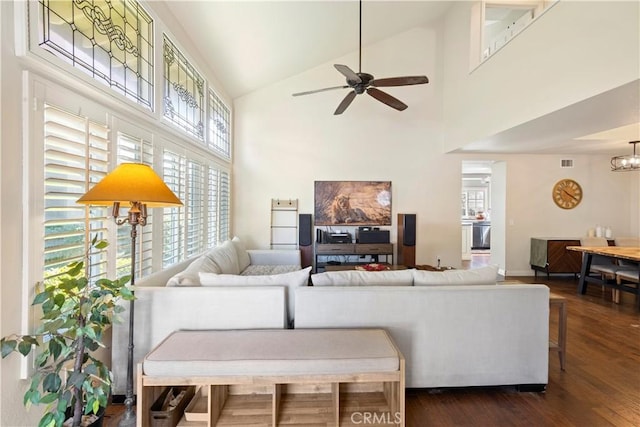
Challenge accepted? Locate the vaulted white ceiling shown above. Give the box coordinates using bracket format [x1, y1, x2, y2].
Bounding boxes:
[163, 1, 452, 98]
[161, 1, 639, 156]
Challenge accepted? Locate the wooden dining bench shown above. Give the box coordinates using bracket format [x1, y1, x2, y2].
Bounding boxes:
[137, 328, 405, 426]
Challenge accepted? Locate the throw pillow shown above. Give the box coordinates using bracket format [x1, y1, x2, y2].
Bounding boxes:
[413, 264, 499, 286]
[208, 240, 240, 275]
[166, 251, 221, 287]
[311, 269, 414, 286]
[231, 236, 251, 273]
[199, 267, 312, 325]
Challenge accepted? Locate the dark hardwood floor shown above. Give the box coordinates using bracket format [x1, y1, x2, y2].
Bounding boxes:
[106, 261, 640, 426]
[407, 274, 640, 427]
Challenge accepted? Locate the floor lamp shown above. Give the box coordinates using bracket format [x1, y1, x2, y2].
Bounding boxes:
[77, 163, 182, 427]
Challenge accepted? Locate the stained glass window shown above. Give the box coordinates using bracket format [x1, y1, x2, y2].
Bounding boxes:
[38, 0, 154, 109]
[163, 35, 205, 141]
[208, 89, 231, 158]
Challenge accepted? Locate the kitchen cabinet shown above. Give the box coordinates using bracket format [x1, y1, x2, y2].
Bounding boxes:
[462, 223, 472, 260]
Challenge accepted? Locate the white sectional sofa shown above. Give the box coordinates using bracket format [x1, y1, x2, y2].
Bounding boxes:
[111, 238, 304, 394]
[112, 260, 550, 395]
[295, 282, 549, 389]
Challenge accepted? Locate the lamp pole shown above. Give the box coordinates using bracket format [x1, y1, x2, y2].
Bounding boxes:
[117, 203, 146, 427]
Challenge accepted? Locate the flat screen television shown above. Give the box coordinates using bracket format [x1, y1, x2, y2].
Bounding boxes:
[314, 181, 392, 226]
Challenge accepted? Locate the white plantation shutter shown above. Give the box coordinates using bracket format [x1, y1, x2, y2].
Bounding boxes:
[206, 166, 230, 246]
[219, 170, 230, 242]
[116, 133, 154, 278]
[162, 150, 230, 264]
[207, 168, 220, 245]
[43, 104, 109, 280]
[186, 160, 206, 257]
[162, 150, 186, 266]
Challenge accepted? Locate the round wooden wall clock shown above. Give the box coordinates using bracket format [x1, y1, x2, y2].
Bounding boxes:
[552, 179, 582, 209]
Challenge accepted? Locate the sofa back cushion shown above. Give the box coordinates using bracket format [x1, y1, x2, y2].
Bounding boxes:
[232, 236, 251, 272]
[209, 240, 240, 275]
[413, 265, 498, 286]
[166, 250, 221, 287]
[311, 269, 414, 286]
[199, 267, 311, 326]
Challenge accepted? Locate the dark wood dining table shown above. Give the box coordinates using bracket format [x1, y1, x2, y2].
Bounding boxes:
[566, 246, 640, 306]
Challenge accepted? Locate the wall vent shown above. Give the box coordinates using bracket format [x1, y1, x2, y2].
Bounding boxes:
[561, 159, 574, 168]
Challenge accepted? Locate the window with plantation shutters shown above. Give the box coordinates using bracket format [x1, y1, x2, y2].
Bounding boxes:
[116, 132, 154, 278]
[43, 104, 110, 281]
[207, 166, 230, 245]
[163, 149, 230, 265]
[162, 150, 186, 266]
[186, 160, 206, 257]
[219, 170, 230, 242]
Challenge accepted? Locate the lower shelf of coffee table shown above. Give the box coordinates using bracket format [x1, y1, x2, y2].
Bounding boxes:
[176, 385, 397, 427]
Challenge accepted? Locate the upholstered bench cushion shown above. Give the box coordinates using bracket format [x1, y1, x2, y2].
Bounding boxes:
[143, 329, 399, 377]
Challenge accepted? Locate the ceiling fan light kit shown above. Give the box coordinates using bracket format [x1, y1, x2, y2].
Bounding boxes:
[611, 140, 640, 171]
[292, 0, 429, 115]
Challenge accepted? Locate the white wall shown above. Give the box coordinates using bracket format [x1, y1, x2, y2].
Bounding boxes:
[1, 1, 37, 425]
[234, 27, 467, 267]
[233, 5, 639, 276]
[442, 1, 640, 151]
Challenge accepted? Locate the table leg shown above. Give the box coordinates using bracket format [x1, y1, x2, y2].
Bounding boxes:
[558, 300, 567, 370]
[577, 253, 592, 294]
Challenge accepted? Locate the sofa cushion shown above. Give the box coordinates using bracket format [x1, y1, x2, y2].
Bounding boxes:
[413, 265, 499, 286]
[311, 269, 414, 286]
[232, 236, 251, 272]
[242, 265, 301, 275]
[209, 240, 240, 275]
[200, 267, 311, 325]
[166, 250, 221, 287]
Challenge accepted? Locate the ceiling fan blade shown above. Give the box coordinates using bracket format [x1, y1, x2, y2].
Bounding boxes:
[371, 76, 429, 87]
[367, 88, 408, 111]
[334, 91, 357, 115]
[334, 64, 361, 83]
[292, 85, 350, 96]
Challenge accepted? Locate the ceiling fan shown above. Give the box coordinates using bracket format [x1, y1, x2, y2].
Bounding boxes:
[292, 0, 429, 115]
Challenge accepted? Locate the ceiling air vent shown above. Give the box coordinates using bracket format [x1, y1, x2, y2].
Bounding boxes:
[561, 159, 574, 168]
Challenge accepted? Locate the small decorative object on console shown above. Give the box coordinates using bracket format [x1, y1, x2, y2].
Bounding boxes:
[356, 263, 389, 271]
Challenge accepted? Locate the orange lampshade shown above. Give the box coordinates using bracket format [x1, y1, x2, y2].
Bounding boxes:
[77, 163, 183, 207]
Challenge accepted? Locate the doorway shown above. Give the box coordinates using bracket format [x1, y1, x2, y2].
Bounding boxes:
[461, 160, 505, 272]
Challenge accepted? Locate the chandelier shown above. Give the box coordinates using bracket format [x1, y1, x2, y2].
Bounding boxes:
[611, 141, 640, 171]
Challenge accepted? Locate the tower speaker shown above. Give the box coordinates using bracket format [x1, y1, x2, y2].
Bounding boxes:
[397, 213, 416, 267]
[299, 214, 313, 268]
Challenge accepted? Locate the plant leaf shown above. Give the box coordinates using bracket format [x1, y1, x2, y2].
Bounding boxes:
[43, 373, 62, 392]
[38, 412, 56, 427]
[1, 339, 17, 358]
[33, 291, 50, 305]
[39, 392, 59, 404]
[67, 371, 87, 388]
[18, 340, 34, 356]
[48, 339, 63, 360]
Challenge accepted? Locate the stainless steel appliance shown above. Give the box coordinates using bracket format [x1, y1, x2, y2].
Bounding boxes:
[472, 221, 491, 250]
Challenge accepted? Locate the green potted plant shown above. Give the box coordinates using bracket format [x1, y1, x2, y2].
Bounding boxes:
[1, 237, 134, 427]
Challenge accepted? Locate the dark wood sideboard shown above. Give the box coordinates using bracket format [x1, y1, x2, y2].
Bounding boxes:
[315, 243, 394, 272]
[530, 237, 613, 278]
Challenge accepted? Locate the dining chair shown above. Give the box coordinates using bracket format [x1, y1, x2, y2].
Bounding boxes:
[613, 237, 640, 303]
[579, 237, 634, 302]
